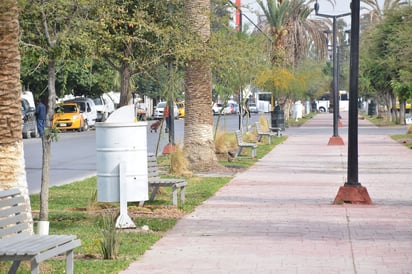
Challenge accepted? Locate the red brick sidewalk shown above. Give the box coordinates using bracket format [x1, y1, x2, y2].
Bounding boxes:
[121, 112, 412, 274]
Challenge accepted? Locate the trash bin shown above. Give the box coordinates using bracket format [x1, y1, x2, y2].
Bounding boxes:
[96, 105, 148, 202]
[271, 106, 285, 131]
[312, 101, 317, 112]
[368, 101, 376, 116]
[292, 101, 303, 120]
[305, 101, 311, 115]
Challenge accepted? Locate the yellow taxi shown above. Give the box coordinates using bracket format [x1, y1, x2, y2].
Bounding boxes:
[53, 102, 86, 131]
[176, 101, 185, 118]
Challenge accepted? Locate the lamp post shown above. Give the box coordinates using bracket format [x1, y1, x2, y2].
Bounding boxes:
[314, 1, 350, 145]
[332, 0, 372, 204]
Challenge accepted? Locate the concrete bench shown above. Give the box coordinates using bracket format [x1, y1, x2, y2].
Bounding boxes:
[235, 130, 257, 158]
[0, 188, 81, 274]
[140, 154, 187, 207]
[269, 126, 282, 137]
[255, 122, 279, 144]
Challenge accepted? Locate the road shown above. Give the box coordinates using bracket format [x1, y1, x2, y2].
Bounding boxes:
[23, 112, 407, 194]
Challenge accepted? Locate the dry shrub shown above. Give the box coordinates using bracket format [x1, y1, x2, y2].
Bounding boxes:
[243, 131, 257, 142]
[215, 130, 228, 154]
[226, 132, 238, 152]
[259, 114, 269, 131]
[407, 124, 412, 134]
[170, 144, 192, 177]
[216, 130, 239, 154]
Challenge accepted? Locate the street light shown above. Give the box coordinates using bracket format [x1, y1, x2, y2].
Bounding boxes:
[333, 0, 372, 204]
[314, 1, 350, 145]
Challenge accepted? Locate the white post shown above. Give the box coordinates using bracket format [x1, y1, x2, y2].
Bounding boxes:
[115, 162, 136, 228]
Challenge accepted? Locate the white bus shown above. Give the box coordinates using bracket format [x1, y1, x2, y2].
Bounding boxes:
[255, 92, 272, 113]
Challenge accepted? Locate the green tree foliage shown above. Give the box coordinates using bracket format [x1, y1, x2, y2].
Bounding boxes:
[19, 0, 94, 97]
[360, 4, 412, 123]
[211, 29, 267, 102]
[88, 0, 189, 106]
[19, 0, 91, 222]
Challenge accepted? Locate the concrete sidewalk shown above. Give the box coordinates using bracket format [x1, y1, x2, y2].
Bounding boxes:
[120, 113, 412, 274]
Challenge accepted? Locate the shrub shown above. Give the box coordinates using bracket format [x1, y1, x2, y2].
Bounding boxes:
[98, 211, 121, 260]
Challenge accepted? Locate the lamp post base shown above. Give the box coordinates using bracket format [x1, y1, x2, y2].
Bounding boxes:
[162, 143, 177, 154]
[333, 185, 372, 205]
[328, 136, 344, 145]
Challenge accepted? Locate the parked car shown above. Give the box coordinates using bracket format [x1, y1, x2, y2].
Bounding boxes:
[64, 97, 97, 128]
[223, 102, 239, 114]
[93, 94, 114, 122]
[153, 102, 178, 119]
[52, 103, 85, 131]
[212, 101, 239, 115]
[212, 103, 223, 115]
[21, 98, 38, 138]
[176, 101, 185, 118]
[248, 102, 258, 113]
[21, 90, 36, 109]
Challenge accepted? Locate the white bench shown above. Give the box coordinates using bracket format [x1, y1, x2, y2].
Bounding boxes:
[235, 130, 257, 158]
[0, 188, 81, 274]
[255, 122, 279, 144]
[140, 154, 187, 207]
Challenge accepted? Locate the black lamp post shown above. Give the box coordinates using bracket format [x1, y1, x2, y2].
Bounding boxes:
[314, 1, 350, 145]
[346, 0, 361, 187]
[333, 0, 372, 204]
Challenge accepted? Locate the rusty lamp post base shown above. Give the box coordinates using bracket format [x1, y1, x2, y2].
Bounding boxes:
[333, 185, 372, 205]
[162, 143, 177, 154]
[328, 136, 344, 146]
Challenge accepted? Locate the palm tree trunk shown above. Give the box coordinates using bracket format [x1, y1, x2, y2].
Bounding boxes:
[184, 1, 217, 169]
[0, 0, 33, 233]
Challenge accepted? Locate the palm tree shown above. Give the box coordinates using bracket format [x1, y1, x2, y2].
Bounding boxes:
[257, 0, 332, 68]
[184, 0, 218, 169]
[361, 0, 408, 24]
[0, 0, 33, 232]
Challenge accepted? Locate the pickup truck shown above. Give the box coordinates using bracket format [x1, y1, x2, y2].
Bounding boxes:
[314, 93, 330, 112]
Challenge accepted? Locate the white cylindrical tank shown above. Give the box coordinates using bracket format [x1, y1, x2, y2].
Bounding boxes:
[293, 101, 303, 120]
[96, 105, 148, 202]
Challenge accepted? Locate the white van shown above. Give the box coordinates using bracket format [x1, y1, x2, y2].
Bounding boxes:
[64, 97, 97, 130]
[21, 90, 36, 109]
[93, 93, 115, 122]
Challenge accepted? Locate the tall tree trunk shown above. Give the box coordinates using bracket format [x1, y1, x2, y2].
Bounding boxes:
[119, 60, 131, 107]
[390, 93, 398, 123]
[184, 0, 217, 170]
[0, 0, 33, 232]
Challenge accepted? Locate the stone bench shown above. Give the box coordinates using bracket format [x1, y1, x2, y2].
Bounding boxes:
[140, 154, 187, 207]
[255, 122, 279, 144]
[235, 130, 257, 158]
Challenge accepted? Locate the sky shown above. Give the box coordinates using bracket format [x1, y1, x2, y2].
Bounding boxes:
[236, 0, 385, 28]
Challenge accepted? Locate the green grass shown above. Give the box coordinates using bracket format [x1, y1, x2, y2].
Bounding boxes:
[286, 112, 316, 127]
[391, 134, 412, 140]
[391, 133, 412, 148]
[1, 135, 288, 274]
